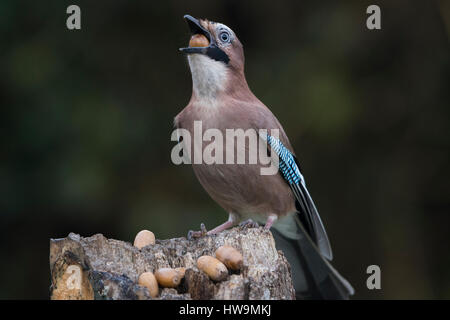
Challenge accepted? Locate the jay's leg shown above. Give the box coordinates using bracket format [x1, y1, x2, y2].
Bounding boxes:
[188, 213, 238, 240]
[264, 214, 278, 230]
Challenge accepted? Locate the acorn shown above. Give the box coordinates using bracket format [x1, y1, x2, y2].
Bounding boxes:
[189, 34, 209, 48]
[155, 268, 182, 288]
[215, 245, 243, 271]
[134, 230, 155, 249]
[138, 272, 159, 298]
[197, 255, 228, 281]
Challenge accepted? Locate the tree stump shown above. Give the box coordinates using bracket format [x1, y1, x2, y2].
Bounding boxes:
[49, 227, 295, 300]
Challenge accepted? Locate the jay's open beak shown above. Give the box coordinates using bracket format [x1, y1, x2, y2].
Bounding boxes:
[179, 15, 230, 64]
[179, 15, 212, 54]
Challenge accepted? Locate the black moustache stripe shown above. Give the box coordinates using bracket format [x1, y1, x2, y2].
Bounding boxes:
[206, 46, 230, 64]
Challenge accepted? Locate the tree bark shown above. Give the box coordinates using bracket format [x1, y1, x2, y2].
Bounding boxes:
[49, 227, 295, 300]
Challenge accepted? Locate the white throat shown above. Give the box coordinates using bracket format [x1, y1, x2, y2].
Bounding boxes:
[188, 54, 228, 106]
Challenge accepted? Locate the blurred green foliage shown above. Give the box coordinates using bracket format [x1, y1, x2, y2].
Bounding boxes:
[0, 0, 449, 299]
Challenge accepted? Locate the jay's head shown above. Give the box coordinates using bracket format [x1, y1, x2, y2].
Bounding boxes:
[180, 16, 246, 99]
[180, 15, 244, 70]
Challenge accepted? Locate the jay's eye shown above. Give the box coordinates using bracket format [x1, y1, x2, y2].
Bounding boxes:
[219, 31, 231, 43]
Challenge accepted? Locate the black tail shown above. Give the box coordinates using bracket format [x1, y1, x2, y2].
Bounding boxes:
[271, 214, 354, 299]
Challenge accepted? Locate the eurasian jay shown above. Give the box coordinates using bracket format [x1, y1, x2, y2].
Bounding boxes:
[175, 15, 354, 299]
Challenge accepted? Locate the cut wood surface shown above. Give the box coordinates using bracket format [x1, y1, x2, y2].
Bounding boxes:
[49, 226, 295, 300]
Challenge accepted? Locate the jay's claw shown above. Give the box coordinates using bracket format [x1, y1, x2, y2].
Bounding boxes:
[239, 219, 259, 229]
[200, 223, 207, 235]
[187, 223, 208, 240]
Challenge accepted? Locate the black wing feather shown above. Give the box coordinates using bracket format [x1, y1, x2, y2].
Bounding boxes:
[267, 135, 333, 260]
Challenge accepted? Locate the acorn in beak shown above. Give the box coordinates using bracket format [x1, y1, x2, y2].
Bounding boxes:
[189, 34, 209, 48]
[179, 15, 229, 64]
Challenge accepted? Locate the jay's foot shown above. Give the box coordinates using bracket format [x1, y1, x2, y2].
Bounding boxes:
[187, 218, 236, 240]
[239, 219, 259, 229]
[187, 223, 207, 240]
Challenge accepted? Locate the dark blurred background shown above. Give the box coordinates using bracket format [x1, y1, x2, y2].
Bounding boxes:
[0, 0, 449, 299]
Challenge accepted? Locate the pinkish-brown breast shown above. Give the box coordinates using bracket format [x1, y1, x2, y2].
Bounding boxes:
[174, 98, 297, 219]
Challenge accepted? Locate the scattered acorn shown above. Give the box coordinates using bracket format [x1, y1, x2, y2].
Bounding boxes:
[189, 34, 209, 47]
[215, 245, 243, 271]
[155, 268, 182, 288]
[138, 272, 159, 298]
[197, 255, 228, 282]
[134, 230, 155, 249]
